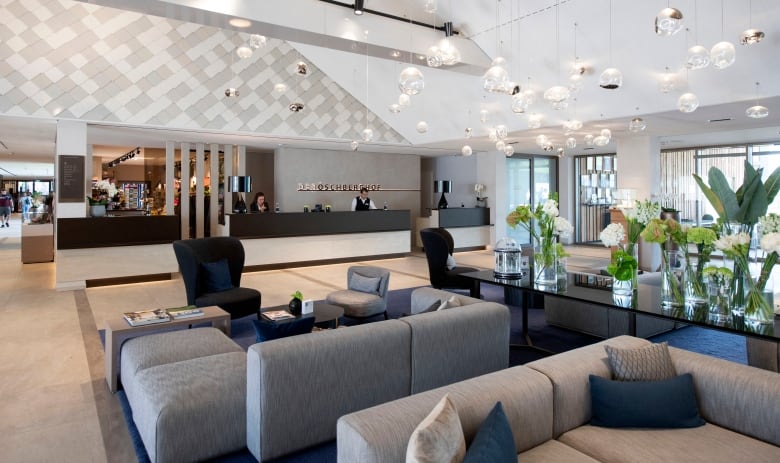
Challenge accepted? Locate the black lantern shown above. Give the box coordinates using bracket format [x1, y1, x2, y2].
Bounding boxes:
[228, 176, 252, 213]
[434, 180, 451, 209]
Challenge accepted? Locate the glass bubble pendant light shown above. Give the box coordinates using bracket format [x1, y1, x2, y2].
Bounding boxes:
[677, 93, 699, 113]
[710, 41, 736, 69]
[746, 82, 769, 119]
[398, 67, 425, 95]
[600, 0, 622, 90]
[686, 45, 710, 70]
[655, 7, 684, 36]
[483, 57, 510, 93]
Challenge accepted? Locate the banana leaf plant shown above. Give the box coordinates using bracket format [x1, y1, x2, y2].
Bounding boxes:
[692, 160, 780, 229]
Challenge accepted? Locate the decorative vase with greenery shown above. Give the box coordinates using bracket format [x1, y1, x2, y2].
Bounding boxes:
[642, 217, 686, 308]
[506, 193, 573, 287]
[600, 223, 638, 296]
[693, 161, 780, 323]
[289, 290, 303, 316]
[86, 196, 108, 217]
[684, 227, 717, 305]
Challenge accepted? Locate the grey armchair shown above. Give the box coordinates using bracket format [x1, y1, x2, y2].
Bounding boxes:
[326, 266, 390, 322]
[172, 237, 261, 319]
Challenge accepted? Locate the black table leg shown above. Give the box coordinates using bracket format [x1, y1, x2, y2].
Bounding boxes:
[509, 288, 554, 356]
[469, 280, 481, 299]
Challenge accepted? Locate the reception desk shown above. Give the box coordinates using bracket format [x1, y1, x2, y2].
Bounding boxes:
[55, 216, 181, 290]
[228, 210, 412, 269]
[416, 208, 492, 250]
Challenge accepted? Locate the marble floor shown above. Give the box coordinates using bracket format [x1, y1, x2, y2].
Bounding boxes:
[0, 213, 609, 462]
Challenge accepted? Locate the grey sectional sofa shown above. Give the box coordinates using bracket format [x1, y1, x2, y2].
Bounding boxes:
[245, 287, 510, 461]
[337, 335, 780, 463]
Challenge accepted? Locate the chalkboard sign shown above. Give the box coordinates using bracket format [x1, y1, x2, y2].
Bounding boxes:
[58, 155, 85, 202]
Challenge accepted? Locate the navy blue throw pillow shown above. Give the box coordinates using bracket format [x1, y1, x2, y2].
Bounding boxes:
[251, 317, 316, 342]
[589, 373, 705, 428]
[201, 259, 234, 292]
[462, 402, 516, 463]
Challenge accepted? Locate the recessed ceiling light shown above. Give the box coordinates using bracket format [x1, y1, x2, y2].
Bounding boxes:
[229, 18, 251, 28]
[390, 50, 401, 58]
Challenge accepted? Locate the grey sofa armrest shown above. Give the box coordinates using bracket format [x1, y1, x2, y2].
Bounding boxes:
[670, 346, 780, 446]
[337, 366, 553, 463]
[410, 287, 482, 313]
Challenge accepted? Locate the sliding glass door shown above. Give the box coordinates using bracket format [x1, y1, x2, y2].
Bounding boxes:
[505, 156, 557, 246]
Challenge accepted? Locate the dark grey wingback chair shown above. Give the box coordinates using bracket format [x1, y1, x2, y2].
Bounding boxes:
[326, 266, 391, 322]
[173, 236, 261, 319]
[419, 227, 478, 291]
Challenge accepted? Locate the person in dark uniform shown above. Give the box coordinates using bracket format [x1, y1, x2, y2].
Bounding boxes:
[250, 192, 270, 212]
[351, 187, 377, 211]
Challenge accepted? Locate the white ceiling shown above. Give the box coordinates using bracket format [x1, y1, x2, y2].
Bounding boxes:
[1, 0, 779, 175]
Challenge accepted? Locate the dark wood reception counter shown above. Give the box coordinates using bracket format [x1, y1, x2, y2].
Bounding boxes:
[228, 210, 411, 239]
[57, 216, 181, 249]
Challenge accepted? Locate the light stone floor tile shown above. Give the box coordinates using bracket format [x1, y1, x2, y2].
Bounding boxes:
[0, 215, 607, 463]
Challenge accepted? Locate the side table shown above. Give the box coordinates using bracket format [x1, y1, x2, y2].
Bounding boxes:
[104, 305, 230, 393]
[261, 302, 344, 329]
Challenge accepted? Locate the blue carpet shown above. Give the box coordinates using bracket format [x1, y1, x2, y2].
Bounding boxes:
[113, 285, 747, 462]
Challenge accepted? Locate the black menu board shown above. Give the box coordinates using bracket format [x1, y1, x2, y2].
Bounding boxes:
[58, 155, 85, 202]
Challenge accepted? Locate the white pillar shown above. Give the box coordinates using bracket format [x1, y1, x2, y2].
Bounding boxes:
[617, 135, 661, 271]
[195, 143, 205, 238]
[209, 143, 220, 236]
[165, 141, 175, 216]
[180, 143, 190, 239]
[55, 120, 88, 219]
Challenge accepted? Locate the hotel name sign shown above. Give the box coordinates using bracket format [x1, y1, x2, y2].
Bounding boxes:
[297, 183, 418, 192]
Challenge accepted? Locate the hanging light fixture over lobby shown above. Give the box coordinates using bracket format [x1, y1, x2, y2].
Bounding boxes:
[655, 6, 684, 36]
[746, 82, 769, 119]
[740, 0, 764, 45]
[599, 0, 622, 89]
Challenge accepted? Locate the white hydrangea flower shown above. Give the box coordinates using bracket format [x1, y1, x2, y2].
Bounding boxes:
[542, 199, 559, 217]
[713, 233, 751, 252]
[599, 223, 625, 247]
[760, 232, 780, 254]
[760, 213, 780, 235]
[554, 217, 574, 237]
[635, 201, 661, 225]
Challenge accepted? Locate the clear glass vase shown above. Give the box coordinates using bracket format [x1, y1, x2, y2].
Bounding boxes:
[684, 252, 708, 305]
[661, 249, 685, 308]
[534, 236, 558, 290]
[707, 272, 732, 324]
[611, 243, 638, 297]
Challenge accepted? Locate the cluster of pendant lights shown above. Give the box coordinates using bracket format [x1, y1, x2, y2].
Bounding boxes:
[656, 1, 766, 117]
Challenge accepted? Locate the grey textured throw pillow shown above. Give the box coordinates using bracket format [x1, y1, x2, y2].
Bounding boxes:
[604, 342, 676, 381]
[348, 272, 381, 294]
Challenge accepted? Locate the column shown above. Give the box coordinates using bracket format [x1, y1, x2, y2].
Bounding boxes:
[209, 143, 220, 236]
[55, 120, 88, 219]
[180, 142, 190, 239]
[195, 143, 205, 238]
[165, 141, 175, 216]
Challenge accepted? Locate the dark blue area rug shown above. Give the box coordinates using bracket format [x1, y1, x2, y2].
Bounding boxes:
[113, 284, 747, 463]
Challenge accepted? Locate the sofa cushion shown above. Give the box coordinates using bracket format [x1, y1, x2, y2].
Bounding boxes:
[604, 341, 676, 381]
[251, 317, 315, 342]
[462, 401, 515, 463]
[405, 394, 465, 463]
[349, 272, 381, 294]
[518, 440, 601, 463]
[589, 373, 704, 428]
[559, 422, 780, 463]
[201, 258, 234, 292]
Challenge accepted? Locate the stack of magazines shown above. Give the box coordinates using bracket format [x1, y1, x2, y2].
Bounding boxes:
[166, 305, 204, 319]
[123, 308, 170, 327]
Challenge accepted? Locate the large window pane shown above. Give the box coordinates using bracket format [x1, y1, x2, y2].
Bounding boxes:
[574, 154, 616, 244]
[505, 156, 557, 246]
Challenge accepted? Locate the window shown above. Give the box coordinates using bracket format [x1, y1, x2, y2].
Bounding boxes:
[574, 154, 616, 244]
[505, 156, 557, 245]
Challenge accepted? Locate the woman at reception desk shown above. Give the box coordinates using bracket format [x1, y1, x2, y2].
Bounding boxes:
[227, 207, 411, 268]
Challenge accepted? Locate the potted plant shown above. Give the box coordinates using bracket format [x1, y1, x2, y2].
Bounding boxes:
[289, 290, 303, 316]
[86, 195, 109, 217]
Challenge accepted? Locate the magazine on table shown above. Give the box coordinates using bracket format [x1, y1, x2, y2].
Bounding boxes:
[262, 309, 296, 321]
[123, 308, 171, 326]
[166, 305, 204, 319]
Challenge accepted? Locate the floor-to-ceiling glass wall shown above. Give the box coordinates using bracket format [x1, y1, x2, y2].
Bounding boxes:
[573, 154, 616, 244]
[505, 155, 557, 246]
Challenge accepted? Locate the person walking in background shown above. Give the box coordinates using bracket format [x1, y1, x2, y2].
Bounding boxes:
[21, 191, 32, 223]
[0, 188, 13, 227]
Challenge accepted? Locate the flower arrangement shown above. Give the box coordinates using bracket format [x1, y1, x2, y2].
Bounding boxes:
[641, 217, 686, 306]
[600, 223, 637, 284]
[86, 196, 108, 206]
[474, 183, 486, 200]
[507, 194, 573, 284]
[685, 226, 718, 302]
[622, 199, 661, 246]
[290, 290, 303, 301]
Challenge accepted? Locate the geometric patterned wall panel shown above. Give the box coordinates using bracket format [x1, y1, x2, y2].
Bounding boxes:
[0, 0, 407, 144]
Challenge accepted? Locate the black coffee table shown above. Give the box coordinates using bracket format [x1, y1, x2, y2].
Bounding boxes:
[260, 302, 344, 329]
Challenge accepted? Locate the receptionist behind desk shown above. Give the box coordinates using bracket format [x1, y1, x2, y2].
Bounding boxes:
[250, 192, 270, 213]
[351, 187, 377, 211]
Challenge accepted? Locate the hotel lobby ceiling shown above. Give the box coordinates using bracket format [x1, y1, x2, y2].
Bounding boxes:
[1, 0, 779, 164]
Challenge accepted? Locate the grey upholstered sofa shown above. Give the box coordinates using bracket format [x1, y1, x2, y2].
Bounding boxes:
[246, 287, 510, 461]
[337, 335, 780, 463]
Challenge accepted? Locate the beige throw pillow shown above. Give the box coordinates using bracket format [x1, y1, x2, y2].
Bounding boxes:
[604, 342, 676, 381]
[436, 295, 462, 311]
[406, 394, 466, 463]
